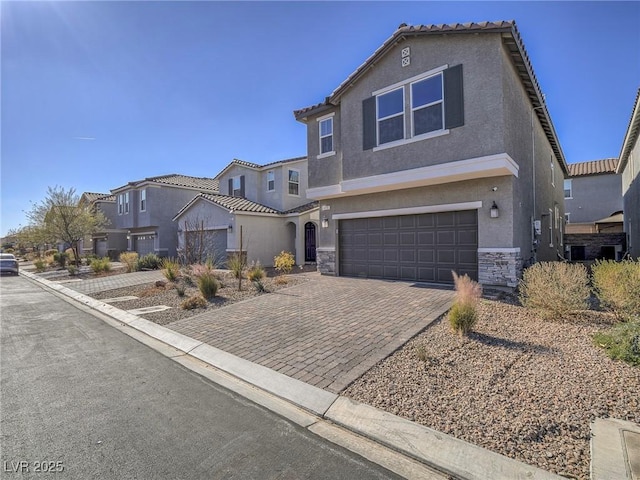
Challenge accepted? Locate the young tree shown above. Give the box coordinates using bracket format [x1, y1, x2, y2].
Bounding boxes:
[26, 186, 109, 266]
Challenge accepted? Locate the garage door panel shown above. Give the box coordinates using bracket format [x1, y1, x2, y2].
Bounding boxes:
[340, 210, 478, 284]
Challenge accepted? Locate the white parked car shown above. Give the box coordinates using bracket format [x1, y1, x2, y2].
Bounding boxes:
[0, 253, 19, 275]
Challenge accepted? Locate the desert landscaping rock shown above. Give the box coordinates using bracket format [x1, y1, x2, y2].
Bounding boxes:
[343, 299, 640, 480]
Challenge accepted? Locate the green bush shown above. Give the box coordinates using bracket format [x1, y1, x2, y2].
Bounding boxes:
[137, 253, 162, 270]
[594, 320, 640, 366]
[181, 295, 207, 310]
[519, 262, 590, 320]
[197, 272, 219, 300]
[274, 251, 295, 275]
[34, 259, 46, 272]
[227, 253, 246, 280]
[67, 265, 77, 276]
[53, 251, 68, 268]
[246, 261, 265, 282]
[175, 284, 186, 297]
[448, 271, 482, 336]
[90, 257, 111, 274]
[162, 257, 181, 282]
[119, 252, 139, 273]
[592, 259, 640, 320]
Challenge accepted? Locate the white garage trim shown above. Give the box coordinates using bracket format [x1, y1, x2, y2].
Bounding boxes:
[332, 201, 482, 220]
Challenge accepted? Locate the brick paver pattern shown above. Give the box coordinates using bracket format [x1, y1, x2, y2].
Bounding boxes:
[169, 274, 454, 393]
[63, 270, 167, 295]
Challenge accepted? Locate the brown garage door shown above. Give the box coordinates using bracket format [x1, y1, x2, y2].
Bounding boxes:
[339, 210, 477, 284]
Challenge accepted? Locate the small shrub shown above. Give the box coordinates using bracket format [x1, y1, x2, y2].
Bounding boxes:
[119, 252, 139, 273]
[448, 271, 482, 336]
[67, 265, 77, 276]
[3, 247, 14, 254]
[176, 284, 186, 297]
[181, 295, 207, 310]
[415, 344, 429, 362]
[90, 257, 111, 274]
[246, 261, 265, 282]
[274, 275, 289, 285]
[137, 253, 162, 270]
[45, 255, 56, 267]
[34, 259, 46, 272]
[594, 320, 640, 366]
[44, 248, 58, 257]
[162, 257, 181, 282]
[53, 251, 68, 268]
[592, 259, 640, 320]
[274, 251, 295, 275]
[519, 261, 590, 320]
[198, 272, 219, 300]
[227, 253, 246, 280]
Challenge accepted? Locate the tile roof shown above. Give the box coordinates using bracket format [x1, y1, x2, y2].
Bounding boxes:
[568, 159, 619, 177]
[617, 88, 640, 174]
[113, 174, 219, 193]
[214, 157, 307, 179]
[81, 192, 115, 203]
[174, 194, 318, 220]
[293, 20, 567, 174]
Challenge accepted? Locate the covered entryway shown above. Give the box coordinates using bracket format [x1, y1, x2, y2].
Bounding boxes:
[134, 235, 155, 256]
[304, 222, 317, 262]
[339, 210, 478, 283]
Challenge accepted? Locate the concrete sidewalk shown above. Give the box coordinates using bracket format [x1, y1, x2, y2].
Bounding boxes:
[20, 269, 593, 480]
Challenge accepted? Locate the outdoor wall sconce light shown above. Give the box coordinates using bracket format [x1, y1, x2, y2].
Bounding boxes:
[321, 217, 329, 228]
[228, 224, 233, 231]
[490, 201, 499, 218]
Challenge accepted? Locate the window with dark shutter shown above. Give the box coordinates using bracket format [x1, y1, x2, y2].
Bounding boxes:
[362, 96, 377, 150]
[444, 64, 464, 129]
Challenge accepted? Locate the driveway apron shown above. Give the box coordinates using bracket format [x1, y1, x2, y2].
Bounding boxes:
[169, 275, 454, 393]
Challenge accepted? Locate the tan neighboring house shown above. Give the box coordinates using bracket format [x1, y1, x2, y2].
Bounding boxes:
[174, 157, 319, 267]
[563, 159, 623, 234]
[617, 88, 640, 259]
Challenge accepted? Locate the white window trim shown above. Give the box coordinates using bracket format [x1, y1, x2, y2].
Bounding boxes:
[410, 73, 444, 137]
[118, 194, 124, 215]
[266, 171, 275, 192]
[318, 114, 335, 157]
[372, 64, 448, 96]
[565, 213, 571, 223]
[563, 179, 573, 199]
[376, 86, 405, 146]
[140, 189, 146, 212]
[288, 168, 300, 197]
[549, 208, 554, 247]
[124, 192, 130, 214]
[373, 128, 449, 152]
[551, 160, 555, 187]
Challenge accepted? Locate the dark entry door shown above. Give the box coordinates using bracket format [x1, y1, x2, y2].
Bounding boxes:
[305, 222, 317, 262]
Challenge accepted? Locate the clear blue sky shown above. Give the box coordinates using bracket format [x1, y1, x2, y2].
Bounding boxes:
[2, 1, 639, 237]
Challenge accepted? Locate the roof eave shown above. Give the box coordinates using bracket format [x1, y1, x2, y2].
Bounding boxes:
[617, 88, 640, 174]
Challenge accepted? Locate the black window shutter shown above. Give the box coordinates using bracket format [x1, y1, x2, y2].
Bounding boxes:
[240, 175, 245, 198]
[444, 64, 464, 129]
[362, 96, 377, 150]
[228, 178, 233, 197]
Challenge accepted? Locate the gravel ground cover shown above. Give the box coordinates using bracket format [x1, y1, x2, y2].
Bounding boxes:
[343, 297, 640, 480]
[90, 272, 311, 325]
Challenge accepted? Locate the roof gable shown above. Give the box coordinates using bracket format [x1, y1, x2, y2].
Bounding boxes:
[213, 156, 307, 179]
[568, 158, 619, 177]
[617, 88, 640, 174]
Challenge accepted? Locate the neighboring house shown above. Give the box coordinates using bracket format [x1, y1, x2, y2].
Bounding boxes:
[78, 192, 128, 259]
[617, 88, 640, 259]
[174, 157, 319, 267]
[563, 159, 622, 234]
[294, 21, 567, 287]
[111, 174, 219, 258]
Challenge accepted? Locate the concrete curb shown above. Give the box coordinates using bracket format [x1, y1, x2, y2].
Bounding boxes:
[591, 418, 640, 480]
[22, 270, 565, 480]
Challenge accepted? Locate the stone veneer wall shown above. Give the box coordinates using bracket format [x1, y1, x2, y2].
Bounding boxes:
[478, 249, 522, 288]
[316, 249, 336, 275]
[564, 233, 626, 261]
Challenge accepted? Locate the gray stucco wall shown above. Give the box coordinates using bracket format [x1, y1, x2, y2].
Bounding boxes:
[565, 173, 623, 224]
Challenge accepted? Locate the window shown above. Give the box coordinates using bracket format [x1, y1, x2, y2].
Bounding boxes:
[377, 87, 405, 145]
[140, 189, 146, 212]
[267, 171, 275, 192]
[551, 159, 555, 187]
[288, 169, 299, 196]
[411, 74, 443, 136]
[564, 179, 572, 198]
[363, 64, 463, 151]
[124, 192, 129, 214]
[319, 117, 334, 155]
[564, 213, 570, 224]
[230, 176, 244, 197]
[118, 194, 124, 215]
[549, 208, 553, 247]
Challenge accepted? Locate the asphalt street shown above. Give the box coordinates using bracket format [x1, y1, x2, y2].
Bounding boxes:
[0, 275, 401, 479]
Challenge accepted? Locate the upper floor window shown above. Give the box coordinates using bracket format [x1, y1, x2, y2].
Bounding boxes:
[118, 192, 129, 215]
[411, 74, 443, 136]
[564, 179, 572, 198]
[551, 160, 555, 187]
[319, 116, 334, 156]
[267, 171, 275, 192]
[363, 64, 463, 151]
[229, 175, 244, 197]
[140, 189, 146, 212]
[288, 169, 299, 196]
[377, 88, 405, 145]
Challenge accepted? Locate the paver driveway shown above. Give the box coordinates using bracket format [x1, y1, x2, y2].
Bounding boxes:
[169, 274, 455, 393]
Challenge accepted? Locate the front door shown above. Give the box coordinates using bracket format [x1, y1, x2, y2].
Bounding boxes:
[305, 222, 316, 262]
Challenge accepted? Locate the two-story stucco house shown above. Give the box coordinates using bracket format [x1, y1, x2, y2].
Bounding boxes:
[617, 88, 640, 259]
[174, 157, 319, 267]
[111, 174, 219, 258]
[564, 159, 623, 234]
[78, 192, 128, 258]
[294, 21, 567, 287]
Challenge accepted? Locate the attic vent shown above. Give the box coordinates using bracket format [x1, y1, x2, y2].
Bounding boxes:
[401, 46, 410, 67]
